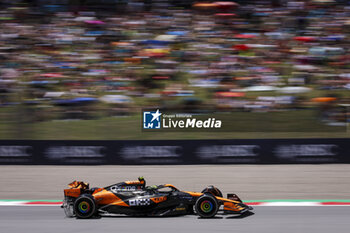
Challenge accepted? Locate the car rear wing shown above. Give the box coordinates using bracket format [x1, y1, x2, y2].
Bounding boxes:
[64, 181, 90, 198]
[68, 180, 89, 189]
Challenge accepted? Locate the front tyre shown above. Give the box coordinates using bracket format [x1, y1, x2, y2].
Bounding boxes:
[74, 195, 96, 219]
[195, 194, 219, 218]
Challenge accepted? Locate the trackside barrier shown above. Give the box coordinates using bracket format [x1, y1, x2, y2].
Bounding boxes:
[0, 138, 349, 165]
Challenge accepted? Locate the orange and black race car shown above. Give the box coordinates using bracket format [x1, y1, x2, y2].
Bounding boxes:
[62, 177, 253, 218]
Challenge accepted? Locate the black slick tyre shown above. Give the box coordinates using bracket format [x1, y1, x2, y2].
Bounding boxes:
[74, 195, 97, 219]
[195, 194, 219, 218]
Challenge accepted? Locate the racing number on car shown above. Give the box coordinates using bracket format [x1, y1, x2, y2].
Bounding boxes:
[129, 198, 151, 206]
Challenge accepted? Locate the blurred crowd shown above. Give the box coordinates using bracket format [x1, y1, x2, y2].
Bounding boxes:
[0, 0, 350, 124]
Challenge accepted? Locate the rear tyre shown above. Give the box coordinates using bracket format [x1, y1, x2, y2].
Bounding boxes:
[195, 194, 219, 218]
[74, 195, 97, 219]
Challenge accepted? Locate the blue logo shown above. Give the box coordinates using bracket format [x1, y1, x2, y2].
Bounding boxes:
[143, 109, 162, 129]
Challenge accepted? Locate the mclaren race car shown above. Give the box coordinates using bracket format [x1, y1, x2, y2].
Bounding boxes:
[62, 177, 253, 218]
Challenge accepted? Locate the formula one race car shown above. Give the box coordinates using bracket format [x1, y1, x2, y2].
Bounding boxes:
[62, 177, 253, 218]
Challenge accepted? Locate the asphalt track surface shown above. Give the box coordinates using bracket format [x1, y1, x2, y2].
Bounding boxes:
[1, 165, 350, 199]
[1, 206, 350, 233]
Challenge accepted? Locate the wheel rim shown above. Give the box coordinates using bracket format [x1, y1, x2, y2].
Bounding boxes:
[78, 201, 90, 214]
[200, 200, 213, 213]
